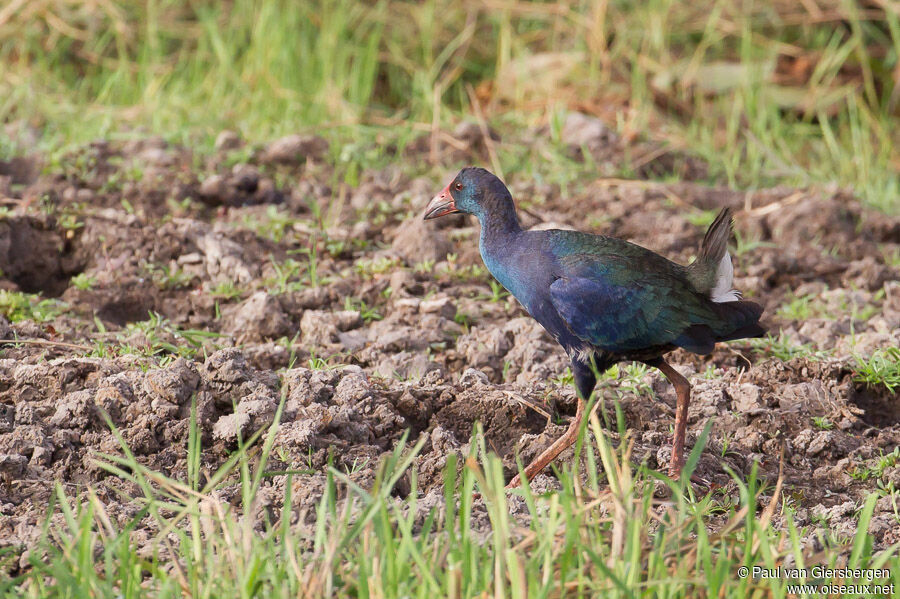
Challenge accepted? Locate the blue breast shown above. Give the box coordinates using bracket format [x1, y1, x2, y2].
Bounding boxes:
[479, 231, 584, 352]
[479, 231, 539, 307]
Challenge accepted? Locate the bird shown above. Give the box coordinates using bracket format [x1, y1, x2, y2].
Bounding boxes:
[423, 167, 765, 487]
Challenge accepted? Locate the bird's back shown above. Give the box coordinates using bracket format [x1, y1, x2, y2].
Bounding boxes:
[518, 227, 763, 357]
[541, 229, 691, 285]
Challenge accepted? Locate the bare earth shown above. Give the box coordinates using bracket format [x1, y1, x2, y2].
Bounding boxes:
[0, 125, 898, 572]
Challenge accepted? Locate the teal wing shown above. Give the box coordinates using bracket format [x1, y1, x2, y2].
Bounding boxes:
[546, 232, 722, 354]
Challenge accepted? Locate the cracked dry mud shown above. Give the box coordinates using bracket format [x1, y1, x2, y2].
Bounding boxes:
[0, 123, 898, 573]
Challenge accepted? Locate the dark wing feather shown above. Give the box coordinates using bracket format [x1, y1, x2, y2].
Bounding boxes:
[549, 271, 717, 354]
[550, 276, 664, 352]
[544, 230, 764, 355]
[544, 229, 745, 354]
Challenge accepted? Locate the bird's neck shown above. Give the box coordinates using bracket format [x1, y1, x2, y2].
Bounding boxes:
[477, 204, 531, 306]
[478, 203, 522, 242]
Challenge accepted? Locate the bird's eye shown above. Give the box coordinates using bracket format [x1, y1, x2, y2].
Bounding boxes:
[454, 182, 463, 191]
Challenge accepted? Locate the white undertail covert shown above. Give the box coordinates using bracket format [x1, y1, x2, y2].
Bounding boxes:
[710, 251, 741, 303]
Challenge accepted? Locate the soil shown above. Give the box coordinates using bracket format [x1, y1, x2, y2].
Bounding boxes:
[0, 122, 898, 572]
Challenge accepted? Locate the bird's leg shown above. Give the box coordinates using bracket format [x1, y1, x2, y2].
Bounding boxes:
[653, 359, 692, 478]
[506, 397, 584, 489]
[507, 361, 596, 489]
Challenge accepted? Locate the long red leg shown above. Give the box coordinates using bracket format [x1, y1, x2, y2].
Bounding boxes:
[655, 360, 692, 478]
[507, 361, 596, 489]
[506, 397, 585, 489]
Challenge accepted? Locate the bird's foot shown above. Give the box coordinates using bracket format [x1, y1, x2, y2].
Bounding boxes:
[667, 466, 711, 488]
[689, 472, 712, 487]
[505, 474, 523, 490]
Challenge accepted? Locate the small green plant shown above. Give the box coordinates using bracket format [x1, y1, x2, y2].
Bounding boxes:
[58, 212, 84, 231]
[100, 172, 123, 193]
[291, 243, 324, 288]
[619, 362, 652, 396]
[685, 209, 718, 228]
[343, 297, 382, 322]
[439, 251, 488, 282]
[70, 273, 97, 291]
[873, 447, 900, 479]
[599, 362, 653, 397]
[307, 350, 343, 370]
[276, 332, 301, 370]
[0, 290, 66, 323]
[720, 431, 733, 457]
[776, 288, 875, 322]
[849, 464, 873, 481]
[852, 347, 900, 392]
[487, 280, 509, 302]
[849, 448, 900, 484]
[875, 480, 900, 523]
[414, 259, 435, 274]
[812, 416, 834, 431]
[209, 279, 244, 300]
[748, 331, 829, 361]
[123, 312, 222, 359]
[324, 237, 370, 259]
[355, 256, 400, 279]
[243, 205, 296, 243]
[453, 309, 474, 331]
[732, 229, 776, 257]
[777, 293, 818, 321]
[222, 145, 255, 169]
[166, 196, 195, 214]
[266, 257, 306, 294]
[93, 315, 107, 334]
[882, 245, 900, 269]
[87, 339, 116, 358]
[344, 456, 371, 475]
[143, 262, 195, 290]
[551, 367, 574, 387]
[324, 238, 348, 258]
[445, 263, 489, 282]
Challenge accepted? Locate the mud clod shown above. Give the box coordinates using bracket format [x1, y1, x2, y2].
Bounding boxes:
[392, 218, 453, 264]
[261, 134, 329, 164]
[223, 292, 294, 342]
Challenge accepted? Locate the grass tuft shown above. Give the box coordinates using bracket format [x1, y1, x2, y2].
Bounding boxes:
[853, 347, 900, 393]
[8, 399, 899, 597]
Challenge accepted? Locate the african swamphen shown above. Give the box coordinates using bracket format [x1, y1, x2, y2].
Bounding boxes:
[424, 167, 765, 487]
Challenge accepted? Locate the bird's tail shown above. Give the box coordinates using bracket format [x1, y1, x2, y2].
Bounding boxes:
[709, 299, 766, 341]
[674, 299, 766, 355]
[687, 207, 741, 303]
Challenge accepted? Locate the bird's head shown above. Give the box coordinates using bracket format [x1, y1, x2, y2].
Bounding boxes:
[423, 167, 513, 222]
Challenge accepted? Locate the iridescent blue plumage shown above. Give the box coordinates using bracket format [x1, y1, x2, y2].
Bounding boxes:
[545, 230, 762, 355]
[423, 167, 766, 486]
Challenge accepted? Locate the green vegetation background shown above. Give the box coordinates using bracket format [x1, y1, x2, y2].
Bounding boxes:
[3, 0, 899, 212]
